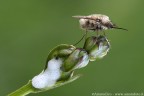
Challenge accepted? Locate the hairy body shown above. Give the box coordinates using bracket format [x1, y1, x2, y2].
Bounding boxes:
[73, 14, 127, 31]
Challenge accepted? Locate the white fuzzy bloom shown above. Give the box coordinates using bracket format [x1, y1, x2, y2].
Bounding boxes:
[32, 58, 63, 89]
[47, 59, 62, 71]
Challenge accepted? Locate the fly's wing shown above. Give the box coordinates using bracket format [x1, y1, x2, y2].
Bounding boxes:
[72, 15, 96, 21]
[72, 16, 86, 19]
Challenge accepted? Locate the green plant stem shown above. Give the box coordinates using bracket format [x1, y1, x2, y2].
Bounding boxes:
[7, 75, 81, 96]
[8, 81, 35, 96]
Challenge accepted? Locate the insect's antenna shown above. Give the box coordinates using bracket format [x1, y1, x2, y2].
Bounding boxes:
[113, 27, 128, 31]
[73, 31, 87, 46]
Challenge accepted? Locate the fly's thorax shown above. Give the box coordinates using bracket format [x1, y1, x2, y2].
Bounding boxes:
[75, 14, 114, 31]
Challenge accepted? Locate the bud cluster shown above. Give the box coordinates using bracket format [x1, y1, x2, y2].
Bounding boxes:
[32, 35, 110, 89]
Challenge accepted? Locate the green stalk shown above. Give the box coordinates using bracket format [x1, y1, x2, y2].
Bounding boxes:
[7, 75, 81, 96]
[8, 81, 35, 96]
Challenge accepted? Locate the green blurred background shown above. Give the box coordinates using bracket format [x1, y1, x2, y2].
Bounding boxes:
[0, 0, 144, 96]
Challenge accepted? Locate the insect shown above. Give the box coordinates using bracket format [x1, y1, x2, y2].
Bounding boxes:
[73, 14, 127, 45]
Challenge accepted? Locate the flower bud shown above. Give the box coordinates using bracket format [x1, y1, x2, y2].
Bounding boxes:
[32, 44, 76, 89]
[45, 44, 76, 69]
[62, 48, 89, 72]
[83, 35, 110, 61]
